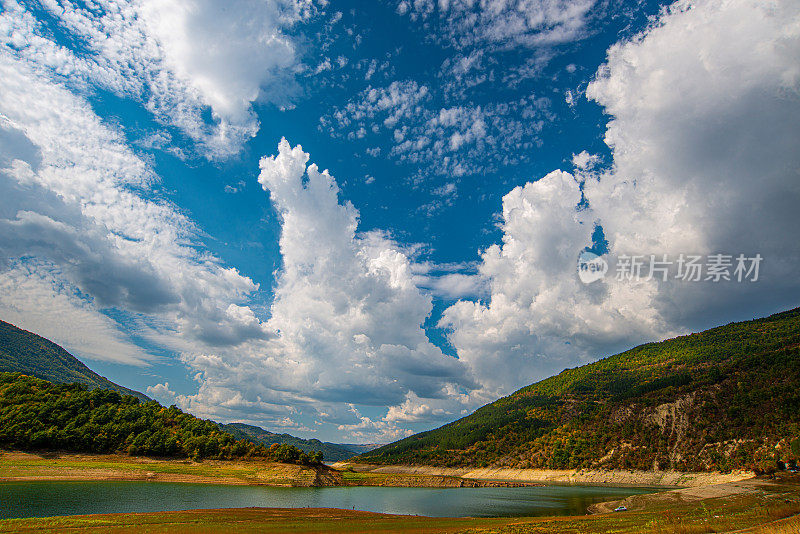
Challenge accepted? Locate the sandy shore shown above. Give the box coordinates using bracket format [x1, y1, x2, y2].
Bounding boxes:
[333, 462, 755, 487]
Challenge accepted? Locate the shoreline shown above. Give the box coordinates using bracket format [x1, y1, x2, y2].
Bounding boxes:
[332, 462, 755, 488]
[2, 474, 799, 533]
[586, 474, 780, 514]
[0, 451, 527, 488]
[2, 450, 798, 533]
[0, 451, 339, 487]
[0, 450, 754, 489]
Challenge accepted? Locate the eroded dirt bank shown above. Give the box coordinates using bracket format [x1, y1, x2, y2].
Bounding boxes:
[333, 462, 754, 487]
[0, 450, 342, 486]
[0, 451, 525, 488]
[1, 450, 755, 489]
[588, 472, 800, 514]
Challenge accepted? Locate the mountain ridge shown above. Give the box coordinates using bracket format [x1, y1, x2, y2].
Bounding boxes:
[219, 422, 367, 462]
[0, 320, 149, 402]
[358, 308, 800, 473]
[0, 320, 345, 459]
[0, 372, 319, 464]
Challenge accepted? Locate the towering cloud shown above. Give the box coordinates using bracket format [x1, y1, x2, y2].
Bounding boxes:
[441, 0, 800, 397]
[584, 0, 800, 327]
[179, 139, 476, 438]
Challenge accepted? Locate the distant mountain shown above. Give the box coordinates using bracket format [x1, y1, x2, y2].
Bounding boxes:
[359, 308, 800, 473]
[0, 320, 149, 402]
[219, 422, 362, 462]
[337, 443, 385, 455]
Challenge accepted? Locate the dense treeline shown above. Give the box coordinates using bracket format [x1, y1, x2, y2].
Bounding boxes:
[0, 373, 322, 464]
[360, 308, 800, 473]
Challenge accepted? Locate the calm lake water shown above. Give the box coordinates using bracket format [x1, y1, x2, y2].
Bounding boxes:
[0, 481, 660, 519]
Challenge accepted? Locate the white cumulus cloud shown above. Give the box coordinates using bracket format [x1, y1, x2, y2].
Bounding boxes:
[0, 47, 269, 364]
[177, 139, 478, 432]
[0, 0, 314, 158]
[441, 0, 800, 399]
[146, 382, 176, 402]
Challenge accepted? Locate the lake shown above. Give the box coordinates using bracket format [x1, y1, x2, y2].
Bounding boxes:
[0, 481, 660, 519]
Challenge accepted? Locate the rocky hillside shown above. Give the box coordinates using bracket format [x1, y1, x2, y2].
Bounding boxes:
[358, 308, 800, 473]
[0, 320, 148, 401]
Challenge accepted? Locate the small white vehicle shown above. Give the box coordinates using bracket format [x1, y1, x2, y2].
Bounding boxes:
[614, 505, 628, 512]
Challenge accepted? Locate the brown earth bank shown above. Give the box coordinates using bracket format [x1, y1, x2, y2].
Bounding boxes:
[341, 472, 536, 487]
[333, 461, 754, 487]
[0, 449, 761, 490]
[0, 450, 527, 488]
[0, 450, 338, 486]
[587, 472, 798, 513]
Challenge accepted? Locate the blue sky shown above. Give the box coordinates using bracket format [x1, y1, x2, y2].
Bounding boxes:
[1, 0, 799, 442]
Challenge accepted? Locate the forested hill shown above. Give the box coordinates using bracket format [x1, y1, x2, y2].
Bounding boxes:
[358, 308, 800, 473]
[0, 320, 351, 459]
[219, 422, 359, 462]
[0, 372, 321, 464]
[0, 320, 148, 402]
